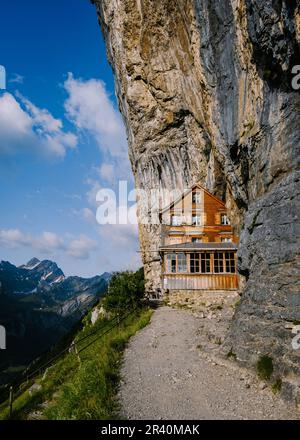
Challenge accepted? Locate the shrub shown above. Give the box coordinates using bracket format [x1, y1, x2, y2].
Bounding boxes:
[257, 355, 274, 381]
[103, 268, 145, 314]
[227, 349, 237, 360]
[272, 378, 282, 394]
[109, 336, 127, 352]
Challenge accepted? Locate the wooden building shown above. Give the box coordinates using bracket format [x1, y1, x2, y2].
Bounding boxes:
[159, 183, 238, 292]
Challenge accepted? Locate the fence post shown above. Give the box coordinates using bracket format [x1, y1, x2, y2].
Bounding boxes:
[9, 386, 13, 418]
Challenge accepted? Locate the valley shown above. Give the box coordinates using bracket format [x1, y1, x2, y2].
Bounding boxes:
[0, 258, 110, 388]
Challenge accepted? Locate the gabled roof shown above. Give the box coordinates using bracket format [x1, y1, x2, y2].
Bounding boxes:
[160, 182, 225, 215]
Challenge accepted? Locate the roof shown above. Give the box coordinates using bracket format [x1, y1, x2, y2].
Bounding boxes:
[159, 242, 238, 252]
[160, 182, 225, 215]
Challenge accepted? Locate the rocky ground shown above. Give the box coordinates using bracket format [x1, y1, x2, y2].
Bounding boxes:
[118, 294, 300, 420]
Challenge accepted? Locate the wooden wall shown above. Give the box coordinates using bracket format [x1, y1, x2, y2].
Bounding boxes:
[161, 187, 238, 245]
[163, 274, 238, 290]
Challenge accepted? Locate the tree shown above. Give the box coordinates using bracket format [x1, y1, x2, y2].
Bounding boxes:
[103, 268, 145, 314]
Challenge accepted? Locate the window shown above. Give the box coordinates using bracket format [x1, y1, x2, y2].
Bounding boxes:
[192, 215, 201, 226]
[221, 237, 232, 243]
[201, 253, 211, 273]
[167, 254, 176, 273]
[190, 253, 200, 273]
[214, 252, 224, 273]
[190, 253, 210, 273]
[192, 191, 201, 204]
[177, 253, 187, 273]
[221, 214, 230, 225]
[192, 237, 202, 243]
[225, 252, 235, 273]
[171, 215, 182, 226]
[166, 253, 188, 273]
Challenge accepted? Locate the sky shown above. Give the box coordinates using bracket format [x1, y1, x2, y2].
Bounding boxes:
[0, 0, 141, 277]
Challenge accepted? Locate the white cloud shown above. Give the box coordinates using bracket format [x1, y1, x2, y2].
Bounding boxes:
[64, 73, 133, 199]
[0, 229, 64, 253]
[64, 73, 128, 159]
[98, 223, 139, 248]
[98, 163, 115, 184]
[82, 207, 97, 224]
[96, 223, 141, 271]
[0, 229, 29, 248]
[67, 234, 97, 260]
[0, 93, 32, 155]
[0, 229, 97, 260]
[19, 94, 63, 133]
[0, 92, 77, 157]
[34, 232, 64, 253]
[86, 178, 102, 207]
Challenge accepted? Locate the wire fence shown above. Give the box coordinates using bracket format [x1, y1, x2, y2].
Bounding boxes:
[1, 300, 144, 418]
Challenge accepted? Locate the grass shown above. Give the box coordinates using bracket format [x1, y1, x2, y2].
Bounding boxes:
[256, 355, 274, 381]
[214, 338, 222, 345]
[226, 349, 237, 360]
[211, 304, 223, 311]
[272, 378, 282, 395]
[0, 307, 152, 420]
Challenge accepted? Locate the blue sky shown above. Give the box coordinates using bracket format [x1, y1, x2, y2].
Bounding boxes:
[0, 0, 141, 277]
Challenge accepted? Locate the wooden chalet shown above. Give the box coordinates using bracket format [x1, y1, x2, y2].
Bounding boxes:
[159, 183, 238, 292]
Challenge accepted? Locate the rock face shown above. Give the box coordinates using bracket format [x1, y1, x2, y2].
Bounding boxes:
[93, 0, 300, 394]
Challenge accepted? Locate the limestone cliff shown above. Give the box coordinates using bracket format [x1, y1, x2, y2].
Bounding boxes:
[93, 0, 300, 399]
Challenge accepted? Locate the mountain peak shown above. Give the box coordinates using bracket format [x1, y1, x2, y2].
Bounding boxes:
[101, 272, 112, 282]
[26, 257, 40, 267]
[17, 258, 65, 285]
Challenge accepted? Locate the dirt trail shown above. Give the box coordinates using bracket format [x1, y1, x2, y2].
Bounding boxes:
[118, 306, 299, 420]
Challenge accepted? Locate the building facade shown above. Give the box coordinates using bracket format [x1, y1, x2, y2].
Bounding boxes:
[159, 184, 238, 293]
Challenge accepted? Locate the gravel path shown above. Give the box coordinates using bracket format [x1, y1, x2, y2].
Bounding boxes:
[118, 306, 299, 420]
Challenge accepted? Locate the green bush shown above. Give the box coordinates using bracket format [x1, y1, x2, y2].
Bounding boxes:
[272, 378, 282, 394]
[103, 268, 145, 314]
[226, 349, 237, 360]
[257, 355, 274, 381]
[109, 336, 127, 352]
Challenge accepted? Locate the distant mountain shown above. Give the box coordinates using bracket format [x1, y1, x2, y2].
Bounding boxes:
[0, 258, 111, 386]
[0, 258, 65, 296]
[20, 257, 65, 285]
[0, 257, 109, 300]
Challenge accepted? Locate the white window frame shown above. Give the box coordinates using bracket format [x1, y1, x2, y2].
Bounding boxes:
[221, 237, 232, 243]
[192, 192, 201, 204]
[192, 215, 201, 226]
[177, 253, 187, 273]
[166, 253, 177, 273]
[221, 214, 230, 225]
